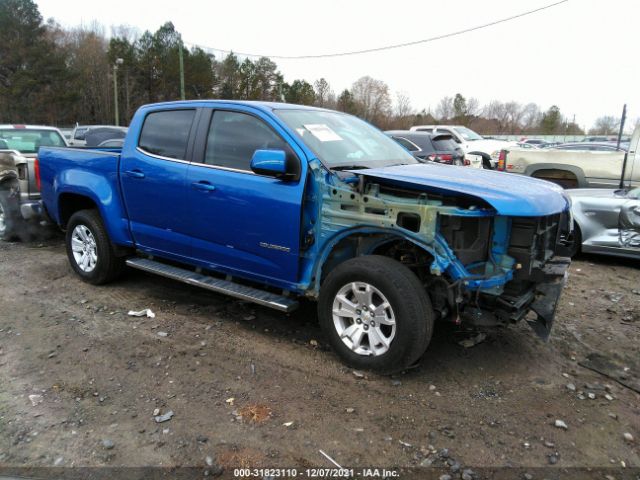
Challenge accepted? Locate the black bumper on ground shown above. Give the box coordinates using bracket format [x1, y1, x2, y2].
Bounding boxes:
[527, 256, 571, 340]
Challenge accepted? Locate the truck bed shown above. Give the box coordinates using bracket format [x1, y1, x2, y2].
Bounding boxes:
[38, 146, 132, 246]
[503, 148, 638, 188]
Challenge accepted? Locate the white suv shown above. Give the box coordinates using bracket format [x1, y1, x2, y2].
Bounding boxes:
[410, 125, 514, 169]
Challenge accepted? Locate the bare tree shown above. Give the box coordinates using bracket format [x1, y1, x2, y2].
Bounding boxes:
[521, 103, 542, 132]
[351, 76, 391, 125]
[483, 100, 509, 132]
[435, 96, 454, 121]
[313, 78, 332, 107]
[589, 116, 620, 135]
[393, 91, 414, 129]
[504, 101, 524, 133]
[466, 97, 481, 118]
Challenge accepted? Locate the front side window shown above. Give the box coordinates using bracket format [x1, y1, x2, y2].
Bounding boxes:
[138, 110, 195, 159]
[0, 129, 65, 154]
[276, 109, 417, 169]
[204, 110, 288, 170]
[453, 127, 483, 141]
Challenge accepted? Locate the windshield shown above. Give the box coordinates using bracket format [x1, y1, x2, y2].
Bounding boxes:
[276, 110, 418, 169]
[453, 127, 483, 141]
[0, 129, 65, 154]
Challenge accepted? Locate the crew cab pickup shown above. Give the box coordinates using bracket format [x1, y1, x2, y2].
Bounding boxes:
[39, 101, 572, 373]
[497, 129, 640, 189]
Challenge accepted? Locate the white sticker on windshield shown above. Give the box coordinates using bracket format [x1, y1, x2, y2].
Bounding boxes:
[304, 124, 343, 142]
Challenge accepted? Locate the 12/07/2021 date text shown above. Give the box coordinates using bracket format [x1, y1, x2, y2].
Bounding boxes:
[233, 468, 400, 478]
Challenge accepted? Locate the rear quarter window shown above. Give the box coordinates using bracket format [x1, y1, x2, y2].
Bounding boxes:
[432, 138, 457, 151]
[138, 110, 196, 159]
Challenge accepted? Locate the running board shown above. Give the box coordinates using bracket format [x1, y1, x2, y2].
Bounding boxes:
[125, 257, 299, 313]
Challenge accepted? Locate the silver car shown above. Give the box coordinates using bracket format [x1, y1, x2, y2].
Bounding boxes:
[567, 187, 640, 258]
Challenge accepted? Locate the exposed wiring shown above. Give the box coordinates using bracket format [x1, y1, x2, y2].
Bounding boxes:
[186, 0, 568, 60]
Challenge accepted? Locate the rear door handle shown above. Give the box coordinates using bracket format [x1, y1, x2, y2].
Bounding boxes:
[124, 170, 145, 179]
[191, 181, 216, 192]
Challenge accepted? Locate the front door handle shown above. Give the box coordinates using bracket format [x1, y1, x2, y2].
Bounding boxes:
[124, 170, 145, 179]
[191, 181, 216, 192]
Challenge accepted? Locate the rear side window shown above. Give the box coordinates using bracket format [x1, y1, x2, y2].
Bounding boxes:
[204, 110, 288, 170]
[432, 137, 457, 151]
[139, 110, 195, 159]
[393, 137, 419, 152]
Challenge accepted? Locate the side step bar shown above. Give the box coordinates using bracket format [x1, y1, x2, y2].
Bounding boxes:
[125, 257, 299, 313]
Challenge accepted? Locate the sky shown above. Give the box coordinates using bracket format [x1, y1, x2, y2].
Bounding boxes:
[36, 0, 639, 131]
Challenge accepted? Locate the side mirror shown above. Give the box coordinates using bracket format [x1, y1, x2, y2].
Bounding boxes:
[250, 149, 288, 178]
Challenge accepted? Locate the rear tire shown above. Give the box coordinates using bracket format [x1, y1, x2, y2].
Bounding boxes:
[65, 209, 125, 285]
[318, 255, 434, 374]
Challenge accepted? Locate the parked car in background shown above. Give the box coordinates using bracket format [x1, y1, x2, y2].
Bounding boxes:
[519, 138, 548, 147]
[409, 125, 514, 169]
[582, 135, 614, 142]
[514, 142, 541, 149]
[0, 125, 67, 240]
[97, 138, 125, 148]
[39, 100, 571, 373]
[69, 125, 127, 146]
[59, 128, 73, 141]
[566, 186, 640, 259]
[385, 130, 470, 166]
[84, 127, 128, 147]
[551, 142, 626, 152]
[497, 125, 640, 189]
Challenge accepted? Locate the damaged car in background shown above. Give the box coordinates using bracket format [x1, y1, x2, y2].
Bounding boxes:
[39, 101, 571, 373]
[567, 126, 640, 259]
[0, 124, 67, 240]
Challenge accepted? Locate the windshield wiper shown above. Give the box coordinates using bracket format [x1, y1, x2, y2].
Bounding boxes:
[330, 165, 370, 171]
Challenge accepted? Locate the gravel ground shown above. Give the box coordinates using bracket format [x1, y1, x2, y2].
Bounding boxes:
[0, 236, 638, 478]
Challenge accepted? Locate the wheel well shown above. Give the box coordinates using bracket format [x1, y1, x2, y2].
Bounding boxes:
[469, 151, 492, 169]
[320, 234, 435, 285]
[58, 193, 98, 228]
[320, 235, 455, 321]
[531, 169, 578, 188]
[0, 177, 18, 192]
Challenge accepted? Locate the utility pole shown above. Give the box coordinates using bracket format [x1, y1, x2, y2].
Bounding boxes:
[616, 104, 627, 150]
[179, 43, 185, 101]
[113, 58, 124, 126]
[617, 104, 628, 189]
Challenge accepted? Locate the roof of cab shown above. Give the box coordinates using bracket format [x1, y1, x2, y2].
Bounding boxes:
[139, 100, 330, 113]
[0, 124, 62, 130]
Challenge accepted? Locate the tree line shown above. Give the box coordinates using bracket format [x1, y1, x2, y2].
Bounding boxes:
[0, 0, 633, 135]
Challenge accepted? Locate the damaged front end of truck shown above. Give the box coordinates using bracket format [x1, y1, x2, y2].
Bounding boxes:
[300, 160, 572, 340]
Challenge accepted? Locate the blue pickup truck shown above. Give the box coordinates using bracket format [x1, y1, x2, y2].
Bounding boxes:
[39, 100, 571, 373]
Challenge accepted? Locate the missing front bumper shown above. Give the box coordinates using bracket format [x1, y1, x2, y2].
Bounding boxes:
[527, 256, 571, 340]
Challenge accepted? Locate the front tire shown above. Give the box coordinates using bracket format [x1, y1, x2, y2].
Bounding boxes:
[318, 255, 434, 374]
[567, 224, 582, 257]
[0, 190, 20, 241]
[66, 209, 125, 285]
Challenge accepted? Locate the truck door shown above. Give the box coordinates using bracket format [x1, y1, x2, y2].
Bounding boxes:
[120, 109, 197, 259]
[185, 107, 306, 286]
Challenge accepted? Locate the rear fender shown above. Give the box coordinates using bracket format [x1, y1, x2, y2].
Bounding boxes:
[55, 170, 133, 246]
[525, 163, 587, 187]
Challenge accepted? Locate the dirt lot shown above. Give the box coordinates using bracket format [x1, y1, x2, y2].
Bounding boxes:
[0, 236, 638, 478]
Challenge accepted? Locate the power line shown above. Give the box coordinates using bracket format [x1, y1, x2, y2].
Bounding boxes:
[186, 0, 568, 60]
